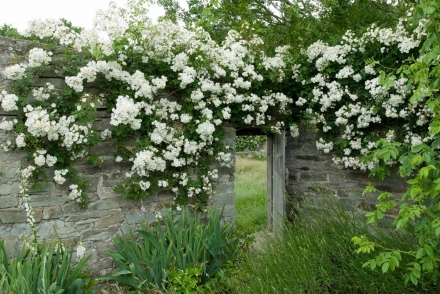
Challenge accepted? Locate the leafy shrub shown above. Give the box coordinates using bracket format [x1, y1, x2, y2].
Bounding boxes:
[236, 136, 266, 160]
[234, 197, 439, 293]
[351, 1, 440, 286]
[236, 136, 266, 153]
[104, 207, 240, 293]
[0, 24, 25, 39]
[0, 239, 91, 293]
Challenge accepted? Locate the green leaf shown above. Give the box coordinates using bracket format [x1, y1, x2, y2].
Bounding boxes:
[411, 145, 423, 153]
[416, 248, 425, 259]
[410, 273, 419, 285]
[436, 226, 440, 236]
[369, 259, 376, 270]
[412, 268, 421, 279]
[413, 262, 421, 271]
[112, 270, 132, 276]
[423, 6, 436, 15]
[424, 245, 434, 257]
[432, 138, 440, 149]
[423, 153, 432, 163]
[382, 262, 389, 273]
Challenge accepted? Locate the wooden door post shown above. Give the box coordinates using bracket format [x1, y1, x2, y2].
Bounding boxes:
[267, 132, 286, 232]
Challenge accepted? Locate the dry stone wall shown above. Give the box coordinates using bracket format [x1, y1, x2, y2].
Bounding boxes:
[285, 126, 407, 225]
[0, 36, 236, 276]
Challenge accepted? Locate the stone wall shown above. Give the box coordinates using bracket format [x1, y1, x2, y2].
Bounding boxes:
[0, 36, 236, 276]
[285, 127, 406, 225]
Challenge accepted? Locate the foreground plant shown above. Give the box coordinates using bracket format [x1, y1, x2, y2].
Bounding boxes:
[351, 0, 440, 286]
[0, 239, 91, 293]
[235, 197, 438, 293]
[103, 206, 240, 293]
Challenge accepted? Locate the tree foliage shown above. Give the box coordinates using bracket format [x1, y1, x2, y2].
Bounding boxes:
[157, 0, 410, 50]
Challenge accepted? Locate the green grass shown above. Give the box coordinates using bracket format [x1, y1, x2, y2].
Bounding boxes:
[234, 157, 439, 293]
[234, 156, 267, 235]
[233, 197, 439, 294]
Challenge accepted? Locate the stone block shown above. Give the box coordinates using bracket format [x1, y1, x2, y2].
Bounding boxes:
[82, 227, 118, 241]
[9, 223, 31, 236]
[345, 191, 364, 198]
[95, 213, 125, 229]
[336, 198, 358, 211]
[84, 175, 100, 193]
[338, 182, 358, 188]
[214, 182, 234, 194]
[28, 182, 56, 193]
[217, 174, 231, 183]
[0, 162, 20, 181]
[61, 237, 78, 247]
[219, 205, 236, 223]
[216, 165, 235, 174]
[88, 197, 138, 211]
[97, 186, 119, 200]
[67, 209, 122, 222]
[213, 192, 235, 207]
[79, 159, 131, 175]
[375, 184, 407, 194]
[89, 141, 117, 156]
[96, 242, 116, 258]
[70, 219, 96, 226]
[56, 227, 80, 239]
[102, 173, 126, 187]
[33, 77, 65, 88]
[34, 208, 43, 223]
[28, 194, 67, 207]
[62, 201, 81, 214]
[2, 238, 19, 259]
[157, 193, 175, 208]
[126, 209, 151, 224]
[0, 195, 18, 208]
[0, 209, 27, 223]
[300, 172, 327, 181]
[92, 258, 114, 277]
[357, 199, 376, 212]
[0, 182, 20, 195]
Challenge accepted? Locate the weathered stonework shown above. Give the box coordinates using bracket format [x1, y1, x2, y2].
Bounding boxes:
[285, 126, 407, 226]
[0, 36, 236, 276]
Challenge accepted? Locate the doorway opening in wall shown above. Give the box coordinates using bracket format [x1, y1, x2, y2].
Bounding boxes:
[234, 134, 268, 235]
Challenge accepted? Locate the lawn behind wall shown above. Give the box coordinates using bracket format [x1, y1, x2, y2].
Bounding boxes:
[234, 156, 267, 235]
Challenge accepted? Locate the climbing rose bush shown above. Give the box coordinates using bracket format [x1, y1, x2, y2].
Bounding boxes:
[0, 0, 292, 210]
[294, 7, 426, 174]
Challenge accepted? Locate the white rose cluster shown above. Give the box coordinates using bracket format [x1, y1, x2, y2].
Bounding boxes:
[28, 48, 52, 67]
[298, 12, 428, 170]
[32, 149, 58, 167]
[0, 91, 19, 112]
[54, 169, 69, 184]
[110, 95, 143, 130]
[68, 184, 82, 202]
[4, 64, 27, 80]
[33, 83, 55, 101]
[196, 121, 215, 142]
